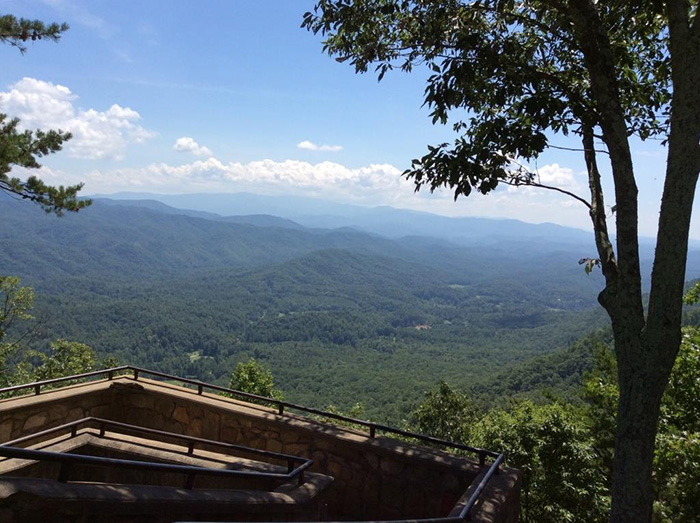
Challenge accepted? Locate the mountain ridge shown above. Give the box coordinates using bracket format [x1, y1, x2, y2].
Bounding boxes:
[90, 191, 595, 244]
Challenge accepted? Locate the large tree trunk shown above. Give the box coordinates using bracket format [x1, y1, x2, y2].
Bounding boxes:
[609, 339, 666, 523]
[609, 3, 700, 520]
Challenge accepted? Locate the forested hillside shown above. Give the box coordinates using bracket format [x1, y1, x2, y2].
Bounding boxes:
[0, 194, 678, 421]
[4, 196, 699, 522]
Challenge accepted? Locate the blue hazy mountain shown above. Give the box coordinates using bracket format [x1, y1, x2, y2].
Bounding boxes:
[93, 191, 595, 246]
[94, 197, 304, 229]
[4, 193, 699, 419]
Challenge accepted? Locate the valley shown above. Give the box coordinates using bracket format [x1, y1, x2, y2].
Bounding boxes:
[1, 193, 685, 422]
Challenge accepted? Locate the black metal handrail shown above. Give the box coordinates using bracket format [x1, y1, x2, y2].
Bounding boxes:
[0, 366, 499, 461]
[0, 417, 312, 488]
[0, 446, 303, 490]
[178, 519, 464, 523]
[175, 456, 504, 523]
[0, 365, 130, 396]
[126, 366, 501, 463]
[459, 453, 505, 520]
[0, 366, 504, 519]
[2, 416, 311, 472]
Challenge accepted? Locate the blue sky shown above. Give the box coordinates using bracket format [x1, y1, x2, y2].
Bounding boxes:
[0, 0, 683, 238]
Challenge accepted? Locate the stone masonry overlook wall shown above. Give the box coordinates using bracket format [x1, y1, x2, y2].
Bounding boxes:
[0, 377, 520, 522]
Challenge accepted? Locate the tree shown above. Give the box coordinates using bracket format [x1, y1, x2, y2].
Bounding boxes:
[0, 275, 34, 387]
[0, 276, 106, 392]
[9, 339, 96, 387]
[581, 342, 619, 478]
[413, 380, 479, 443]
[0, 15, 68, 53]
[228, 358, 283, 401]
[28, 339, 96, 381]
[303, 2, 700, 521]
[319, 402, 367, 429]
[0, 15, 90, 214]
[413, 381, 608, 522]
[0, 275, 34, 342]
[584, 327, 700, 522]
[472, 400, 608, 523]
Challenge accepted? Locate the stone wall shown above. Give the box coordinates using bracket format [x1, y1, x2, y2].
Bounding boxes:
[0, 377, 520, 522]
[0, 381, 113, 444]
[108, 379, 519, 522]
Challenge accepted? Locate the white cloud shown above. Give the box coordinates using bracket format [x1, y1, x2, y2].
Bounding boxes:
[20, 154, 596, 232]
[536, 163, 578, 189]
[297, 140, 343, 152]
[173, 137, 213, 157]
[0, 77, 155, 160]
[77, 158, 410, 205]
[73, 158, 589, 217]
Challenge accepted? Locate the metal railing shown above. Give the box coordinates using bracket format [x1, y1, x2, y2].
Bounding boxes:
[0, 366, 504, 520]
[0, 366, 130, 397]
[0, 416, 312, 488]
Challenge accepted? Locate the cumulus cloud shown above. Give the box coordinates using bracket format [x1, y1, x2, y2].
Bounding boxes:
[0, 77, 155, 160]
[76, 158, 589, 217]
[78, 158, 410, 205]
[23, 150, 593, 231]
[297, 140, 343, 152]
[173, 137, 213, 157]
[535, 163, 578, 189]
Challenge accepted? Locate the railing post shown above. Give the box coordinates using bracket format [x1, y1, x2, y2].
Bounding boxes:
[71, 425, 77, 438]
[34, 384, 41, 395]
[108, 370, 114, 380]
[133, 369, 140, 380]
[57, 463, 71, 483]
[287, 460, 294, 473]
[197, 384, 203, 395]
[479, 452, 486, 467]
[99, 423, 105, 438]
[188, 441, 195, 455]
[297, 469, 305, 485]
[369, 424, 376, 438]
[185, 474, 195, 490]
[278, 403, 284, 416]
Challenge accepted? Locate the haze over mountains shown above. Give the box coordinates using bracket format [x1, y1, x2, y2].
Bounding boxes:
[94, 191, 597, 245]
[2, 192, 698, 420]
[88, 191, 700, 281]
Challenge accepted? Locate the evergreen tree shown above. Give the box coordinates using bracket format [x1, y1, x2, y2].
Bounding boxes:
[0, 14, 90, 214]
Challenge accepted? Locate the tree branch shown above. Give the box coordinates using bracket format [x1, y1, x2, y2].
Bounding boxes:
[642, 0, 700, 375]
[501, 179, 592, 208]
[549, 143, 610, 156]
[461, 1, 577, 47]
[583, 125, 617, 292]
[567, 0, 644, 334]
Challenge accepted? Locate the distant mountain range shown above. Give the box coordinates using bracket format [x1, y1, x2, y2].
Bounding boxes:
[89, 191, 699, 280]
[95, 198, 305, 230]
[4, 191, 699, 289]
[1, 191, 698, 419]
[91, 191, 596, 246]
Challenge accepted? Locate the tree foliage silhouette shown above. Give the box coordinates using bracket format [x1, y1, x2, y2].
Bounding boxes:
[304, 2, 700, 520]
